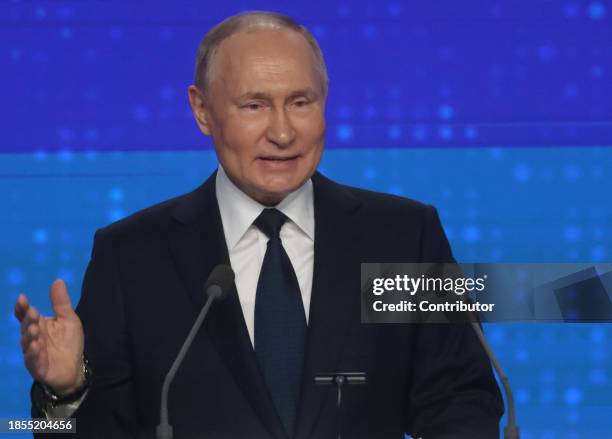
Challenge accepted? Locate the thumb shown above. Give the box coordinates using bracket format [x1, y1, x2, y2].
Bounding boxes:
[50, 279, 75, 319]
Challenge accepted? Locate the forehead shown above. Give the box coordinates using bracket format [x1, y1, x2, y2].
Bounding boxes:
[212, 29, 321, 95]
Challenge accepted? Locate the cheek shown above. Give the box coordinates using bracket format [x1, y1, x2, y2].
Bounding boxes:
[298, 116, 326, 153]
[218, 117, 267, 158]
[292, 106, 323, 129]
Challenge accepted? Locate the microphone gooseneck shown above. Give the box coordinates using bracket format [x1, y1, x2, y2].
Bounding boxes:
[156, 264, 235, 439]
[427, 262, 519, 439]
[469, 321, 519, 439]
[448, 286, 519, 439]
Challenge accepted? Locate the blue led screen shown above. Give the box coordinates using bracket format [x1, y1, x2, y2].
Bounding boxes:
[1, 1, 611, 437]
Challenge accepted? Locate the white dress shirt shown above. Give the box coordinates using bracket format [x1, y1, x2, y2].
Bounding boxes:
[215, 165, 314, 346]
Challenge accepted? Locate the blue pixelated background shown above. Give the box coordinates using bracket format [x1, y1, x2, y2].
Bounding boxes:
[1, 1, 611, 437]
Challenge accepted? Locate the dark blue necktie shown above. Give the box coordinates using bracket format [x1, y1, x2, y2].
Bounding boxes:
[254, 208, 307, 436]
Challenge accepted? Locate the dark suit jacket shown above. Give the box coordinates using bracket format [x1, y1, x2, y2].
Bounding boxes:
[33, 171, 503, 438]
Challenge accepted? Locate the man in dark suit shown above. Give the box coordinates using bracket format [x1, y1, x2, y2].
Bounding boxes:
[15, 11, 503, 438]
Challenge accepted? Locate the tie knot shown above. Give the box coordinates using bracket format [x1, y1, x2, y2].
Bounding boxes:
[254, 208, 287, 239]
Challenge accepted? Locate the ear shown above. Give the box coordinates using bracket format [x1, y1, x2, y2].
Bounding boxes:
[188, 85, 212, 136]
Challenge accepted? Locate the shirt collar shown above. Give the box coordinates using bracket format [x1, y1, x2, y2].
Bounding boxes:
[215, 165, 314, 250]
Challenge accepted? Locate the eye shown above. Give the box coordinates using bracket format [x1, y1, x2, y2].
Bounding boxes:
[293, 99, 310, 108]
[242, 102, 265, 111]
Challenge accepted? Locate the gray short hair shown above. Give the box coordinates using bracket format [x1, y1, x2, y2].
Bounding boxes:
[194, 11, 328, 95]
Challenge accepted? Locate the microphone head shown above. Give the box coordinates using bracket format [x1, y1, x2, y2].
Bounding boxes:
[204, 264, 235, 300]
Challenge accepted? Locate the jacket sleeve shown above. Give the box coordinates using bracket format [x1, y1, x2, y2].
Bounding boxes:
[31, 228, 143, 438]
[404, 206, 504, 438]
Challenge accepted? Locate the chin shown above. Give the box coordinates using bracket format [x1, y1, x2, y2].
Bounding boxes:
[260, 175, 301, 191]
[253, 180, 301, 204]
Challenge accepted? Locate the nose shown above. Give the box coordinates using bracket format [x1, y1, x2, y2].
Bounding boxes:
[266, 107, 296, 148]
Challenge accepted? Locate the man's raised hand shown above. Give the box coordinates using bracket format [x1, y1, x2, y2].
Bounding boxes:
[14, 279, 85, 395]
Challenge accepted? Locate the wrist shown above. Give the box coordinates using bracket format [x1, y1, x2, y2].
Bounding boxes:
[55, 366, 86, 396]
[40, 354, 92, 407]
[55, 381, 84, 398]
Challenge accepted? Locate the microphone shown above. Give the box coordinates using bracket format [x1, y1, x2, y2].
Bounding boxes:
[156, 264, 235, 439]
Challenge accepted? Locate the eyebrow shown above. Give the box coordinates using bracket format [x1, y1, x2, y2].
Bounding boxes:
[287, 88, 318, 100]
[236, 88, 319, 102]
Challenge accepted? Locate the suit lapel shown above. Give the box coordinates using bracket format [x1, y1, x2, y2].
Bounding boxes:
[294, 172, 363, 439]
[168, 172, 288, 439]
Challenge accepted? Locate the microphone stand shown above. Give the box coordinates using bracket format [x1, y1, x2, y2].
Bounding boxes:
[470, 322, 519, 439]
[314, 372, 367, 439]
[425, 263, 520, 438]
[156, 285, 224, 439]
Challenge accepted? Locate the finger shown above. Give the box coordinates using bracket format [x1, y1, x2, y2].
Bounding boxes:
[50, 279, 74, 319]
[20, 306, 40, 336]
[39, 316, 51, 346]
[25, 340, 40, 359]
[20, 323, 40, 353]
[30, 338, 50, 380]
[14, 294, 29, 322]
[20, 333, 29, 354]
[24, 340, 44, 380]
